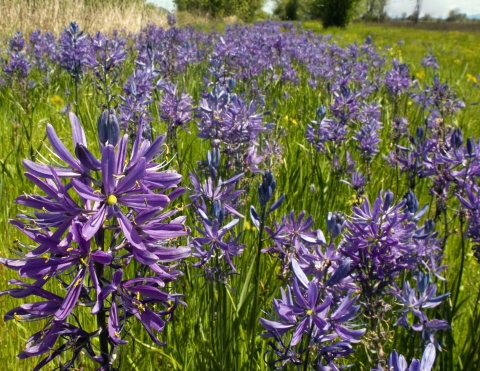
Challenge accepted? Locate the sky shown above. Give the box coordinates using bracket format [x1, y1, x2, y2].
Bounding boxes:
[147, 0, 480, 18]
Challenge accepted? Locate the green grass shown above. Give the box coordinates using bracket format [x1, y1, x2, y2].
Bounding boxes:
[0, 21, 480, 370]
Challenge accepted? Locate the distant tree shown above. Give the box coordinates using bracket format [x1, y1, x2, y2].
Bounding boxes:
[273, 0, 310, 20]
[314, 0, 360, 28]
[421, 13, 432, 21]
[363, 0, 388, 21]
[285, 0, 298, 20]
[446, 9, 467, 22]
[412, 0, 423, 23]
[174, 0, 264, 21]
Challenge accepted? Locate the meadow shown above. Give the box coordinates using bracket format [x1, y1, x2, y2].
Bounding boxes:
[0, 8, 479, 371]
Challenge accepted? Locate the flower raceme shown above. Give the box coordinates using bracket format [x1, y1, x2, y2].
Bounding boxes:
[1, 111, 190, 370]
[260, 259, 365, 369]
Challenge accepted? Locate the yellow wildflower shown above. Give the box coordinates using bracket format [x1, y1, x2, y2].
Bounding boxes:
[415, 71, 425, 80]
[50, 95, 64, 110]
[466, 74, 478, 83]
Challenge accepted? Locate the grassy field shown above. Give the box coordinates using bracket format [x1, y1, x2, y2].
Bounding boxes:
[0, 7, 479, 370]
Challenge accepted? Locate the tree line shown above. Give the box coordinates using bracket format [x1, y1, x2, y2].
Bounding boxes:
[174, 0, 474, 28]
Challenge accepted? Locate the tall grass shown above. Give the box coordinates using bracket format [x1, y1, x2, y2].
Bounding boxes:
[0, 0, 168, 36]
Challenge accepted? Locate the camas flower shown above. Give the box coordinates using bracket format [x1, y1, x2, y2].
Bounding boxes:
[1, 111, 190, 370]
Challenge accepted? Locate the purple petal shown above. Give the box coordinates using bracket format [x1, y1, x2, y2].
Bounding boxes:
[82, 204, 107, 240]
[54, 267, 86, 321]
[116, 135, 128, 174]
[144, 134, 166, 163]
[259, 317, 294, 336]
[135, 308, 166, 346]
[89, 260, 102, 314]
[115, 157, 146, 194]
[46, 124, 80, 170]
[91, 250, 113, 265]
[101, 145, 116, 195]
[75, 144, 101, 171]
[127, 285, 171, 301]
[420, 343, 436, 371]
[221, 172, 243, 186]
[334, 324, 366, 341]
[151, 246, 191, 262]
[118, 194, 169, 209]
[71, 179, 104, 202]
[18, 326, 61, 358]
[23, 160, 79, 178]
[69, 112, 87, 147]
[108, 301, 128, 345]
[292, 259, 309, 288]
[291, 319, 308, 346]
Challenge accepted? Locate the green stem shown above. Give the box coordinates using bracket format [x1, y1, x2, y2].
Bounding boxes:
[95, 228, 110, 369]
[249, 204, 266, 370]
[303, 323, 315, 371]
[453, 216, 466, 314]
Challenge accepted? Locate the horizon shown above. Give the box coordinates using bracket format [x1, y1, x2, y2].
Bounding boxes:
[147, 0, 480, 19]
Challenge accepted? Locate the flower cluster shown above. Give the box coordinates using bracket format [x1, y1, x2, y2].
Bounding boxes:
[1, 112, 190, 370]
[190, 149, 245, 284]
[260, 258, 365, 369]
[372, 343, 436, 371]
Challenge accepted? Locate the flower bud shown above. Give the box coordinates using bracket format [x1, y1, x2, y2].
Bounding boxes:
[383, 190, 394, 211]
[403, 189, 419, 213]
[416, 126, 424, 141]
[326, 258, 351, 286]
[228, 78, 236, 91]
[466, 138, 473, 157]
[450, 127, 463, 149]
[326, 212, 346, 239]
[259, 170, 276, 206]
[75, 143, 101, 171]
[97, 109, 120, 147]
[316, 105, 326, 121]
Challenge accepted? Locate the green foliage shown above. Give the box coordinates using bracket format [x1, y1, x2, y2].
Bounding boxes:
[316, 0, 361, 28]
[273, 0, 311, 21]
[174, 0, 264, 21]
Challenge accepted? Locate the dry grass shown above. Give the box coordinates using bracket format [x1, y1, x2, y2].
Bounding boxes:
[0, 0, 169, 36]
[176, 10, 216, 29]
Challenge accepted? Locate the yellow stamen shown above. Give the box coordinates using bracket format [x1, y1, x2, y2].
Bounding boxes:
[175, 203, 184, 211]
[13, 312, 22, 322]
[134, 301, 145, 312]
[67, 247, 74, 252]
[73, 277, 83, 287]
[107, 194, 117, 205]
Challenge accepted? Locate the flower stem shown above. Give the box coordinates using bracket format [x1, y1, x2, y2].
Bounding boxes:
[95, 228, 110, 369]
[249, 204, 266, 369]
